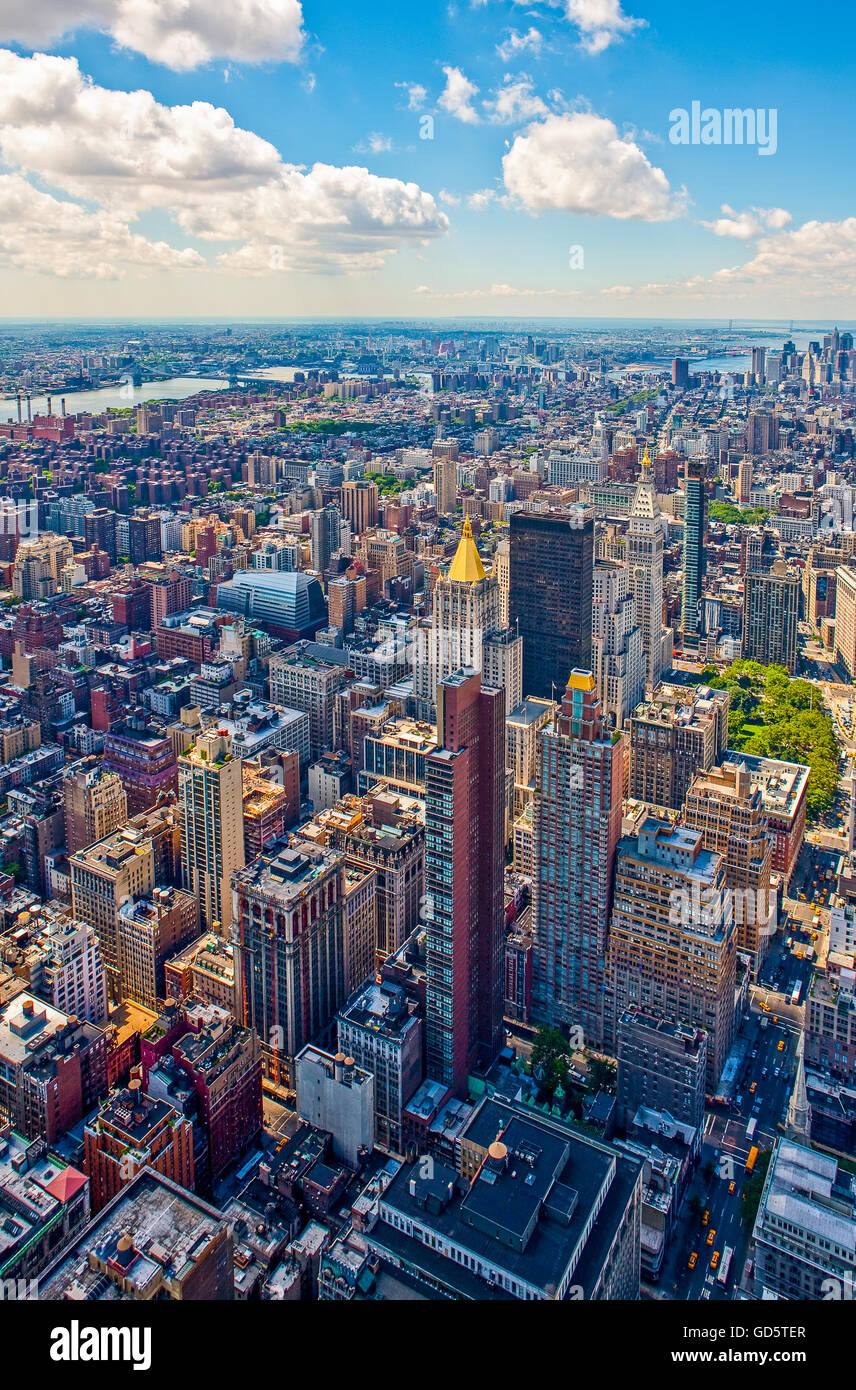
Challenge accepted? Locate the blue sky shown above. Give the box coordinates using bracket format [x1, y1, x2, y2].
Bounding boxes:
[0, 0, 851, 317]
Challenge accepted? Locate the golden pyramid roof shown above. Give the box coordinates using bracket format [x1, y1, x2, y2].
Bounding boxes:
[448, 516, 487, 583]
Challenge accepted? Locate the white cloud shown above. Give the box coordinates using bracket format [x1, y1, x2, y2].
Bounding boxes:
[0, 0, 305, 70]
[712, 218, 856, 297]
[485, 75, 548, 124]
[502, 112, 684, 221]
[467, 189, 496, 210]
[438, 65, 480, 124]
[496, 27, 543, 61]
[416, 282, 580, 298]
[0, 172, 204, 278]
[476, 0, 644, 55]
[438, 189, 461, 205]
[596, 218, 856, 303]
[563, 0, 644, 54]
[701, 203, 792, 239]
[395, 81, 428, 111]
[368, 133, 393, 153]
[0, 50, 449, 276]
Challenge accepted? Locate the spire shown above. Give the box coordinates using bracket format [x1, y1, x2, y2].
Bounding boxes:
[786, 1032, 811, 1144]
[630, 445, 660, 523]
[448, 515, 487, 583]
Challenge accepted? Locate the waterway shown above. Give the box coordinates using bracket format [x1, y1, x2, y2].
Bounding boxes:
[0, 375, 229, 423]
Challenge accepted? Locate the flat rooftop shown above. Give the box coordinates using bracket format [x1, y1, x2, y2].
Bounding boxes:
[39, 1170, 229, 1300]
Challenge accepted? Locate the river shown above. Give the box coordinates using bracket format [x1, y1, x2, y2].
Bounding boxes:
[0, 375, 230, 422]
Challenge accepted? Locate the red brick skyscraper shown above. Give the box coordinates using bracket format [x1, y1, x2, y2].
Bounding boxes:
[424, 668, 505, 1096]
[532, 670, 625, 1049]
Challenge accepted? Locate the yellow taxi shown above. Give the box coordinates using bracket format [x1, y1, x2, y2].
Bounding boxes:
[729, 1181, 736, 1194]
[750, 1081, 757, 1094]
[702, 1209, 709, 1226]
[688, 1252, 698, 1270]
[707, 1228, 716, 1246]
[778, 1040, 785, 1052]
[711, 1251, 720, 1270]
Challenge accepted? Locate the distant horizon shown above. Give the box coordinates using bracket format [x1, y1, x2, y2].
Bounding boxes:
[0, 316, 850, 329]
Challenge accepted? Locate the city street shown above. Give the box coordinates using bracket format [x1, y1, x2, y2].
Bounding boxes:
[657, 1010, 801, 1301]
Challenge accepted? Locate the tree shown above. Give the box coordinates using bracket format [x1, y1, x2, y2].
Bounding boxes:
[588, 1057, 617, 1094]
[741, 1149, 772, 1227]
[530, 1025, 571, 1101]
[700, 659, 839, 824]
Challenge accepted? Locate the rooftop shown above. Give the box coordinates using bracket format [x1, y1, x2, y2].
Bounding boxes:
[39, 1169, 229, 1300]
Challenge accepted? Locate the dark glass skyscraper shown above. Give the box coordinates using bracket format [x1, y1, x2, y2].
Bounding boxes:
[424, 667, 505, 1095]
[681, 461, 706, 639]
[509, 509, 593, 700]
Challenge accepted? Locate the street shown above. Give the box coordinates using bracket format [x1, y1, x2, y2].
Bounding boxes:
[658, 1009, 801, 1301]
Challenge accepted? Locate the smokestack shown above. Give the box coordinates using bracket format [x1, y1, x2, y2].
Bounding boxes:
[61, 397, 66, 417]
[26, 395, 31, 423]
[47, 395, 52, 417]
[16, 395, 21, 424]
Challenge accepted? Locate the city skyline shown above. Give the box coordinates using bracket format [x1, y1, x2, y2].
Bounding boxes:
[0, 0, 850, 317]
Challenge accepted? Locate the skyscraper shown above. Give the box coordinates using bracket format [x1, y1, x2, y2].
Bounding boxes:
[310, 504, 342, 574]
[605, 819, 736, 1088]
[432, 449, 458, 516]
[592, 561, 645, 728]
[101, 718, 179, 816]
[340, 478, 379, 535]
[424, 668, 505, 1095]
[742, 558, 800, 673]
[626, 445, 665, 691]
[681, 461, 707, 641]
[509, 508, 594, 701]
[70, 808, 181, 1002]
[232, 841, 346, 1089]
[532, 671, 624, 1048]
[628, 683, 729, 813]
[683, 761, 774, 975]
[63, 760, 128, 857]
[414, 517, 502, 715]
[178, 729, 245, 933]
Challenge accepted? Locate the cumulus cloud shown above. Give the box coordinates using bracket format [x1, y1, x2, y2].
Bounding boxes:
[712, 219, 856, 297]
[0, 0, 305, 70]
[395, 81, 428, 111]
[438, 65, 481, 124]
[502, 112, 684, 221]
[700, 203, 792, 238]
[485, 75, 548, 124]
[496, 27, 543, 61]
[597, 219, 856, 302]
[0, 50, 449, 276]
[563, 0, 644, 54]
[475, 0, 643, 55]
[0, 172, 204, 278]
[467, 188, 496, 210]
